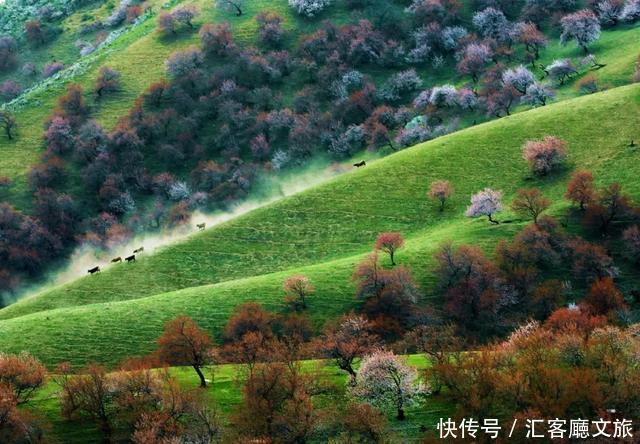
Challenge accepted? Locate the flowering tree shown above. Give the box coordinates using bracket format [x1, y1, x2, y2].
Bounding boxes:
[375, 232, 405, 266]
[283, 274, 315, 310]
[289, 0, 332, 17]
[560, 10, 601, 53]
[429, 85, 458, 108]
[319, 315, 378, 384]
[510, 188, 551, 224]
[456, 43, 493, 84]
[0, 80, 21, 102]
[165, 47, 203, 78]
[428, 180, 454, 211]
[466, 188, 503, 224]
[0, 352, 46, 404]
[583, 277, 626, 315]
[566, 170, 595, 210]
[199, 22, 237, 57]
[522, 136, 568, 176]
[349, 350, 423, 420]
[502, 65, 535, 94]
[43, 61, 65, 78]
[156, 316, 214, 387]
[522, 82, 555, 107]
[472, 7, 513, 44]
[544, 59, 577, 85]
[256, 12, 285, 48]
[620, 0, 640, 22]
[517, 22, 548, 61]
[0, 36, 17, 72]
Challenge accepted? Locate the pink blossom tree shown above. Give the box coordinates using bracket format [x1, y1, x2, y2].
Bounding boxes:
[375, 232, 405, 266]
[428, 180, 454, 211]
[522, 136, 568, 176]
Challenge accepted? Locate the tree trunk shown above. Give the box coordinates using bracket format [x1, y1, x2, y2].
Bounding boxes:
[99, 418, 112, 444]
[194, 365, 207, 388]
[488, 214, 500, 225]
[390, 251, 396, 266]
[397, 407, 405, 421]
[232, 2, 243, 15]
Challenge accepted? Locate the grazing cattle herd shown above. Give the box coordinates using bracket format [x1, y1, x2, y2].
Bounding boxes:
[88, 222, 206, 274]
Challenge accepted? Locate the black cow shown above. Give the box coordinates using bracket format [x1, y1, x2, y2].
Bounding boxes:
[353, 160, 366, 168]
[88, 266, 100, 275]
[125, 255, 136, 263]
[197, 223, 206, 231]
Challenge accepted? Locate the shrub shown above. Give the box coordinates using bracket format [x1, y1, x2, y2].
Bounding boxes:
[0, 80, 21, 102]
[576, 74, 598, 94]
[522, 136, 568, 176]
[199, 22, 237, 58]
[0, 36, 17, 72]
[583, 277, 626, 316]
[256, 12, 285, 48]
[105, 0, 132, 27]
[21, 62, 37, 77]
[165, 47, 203, 78]
[43, 61, 64, 78]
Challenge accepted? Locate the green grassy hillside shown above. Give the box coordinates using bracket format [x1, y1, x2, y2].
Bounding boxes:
[1, 0, 639, 209]
[1, 83, 639, 367]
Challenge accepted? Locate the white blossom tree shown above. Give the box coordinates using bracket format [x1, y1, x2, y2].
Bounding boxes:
[620, 0, 640, 22]
[544, 59, 577, 85]
[465, 188, 503, 224]
[349, 350, 424, 420]
[521, 82, 555, 107]
[502, 65, 535, 94]
[472, 7, 514, 44]
[560, 10, 601, 53]
[288, 0, 332, 17]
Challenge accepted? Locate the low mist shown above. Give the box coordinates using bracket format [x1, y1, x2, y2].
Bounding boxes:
[5, 158, 352, 305]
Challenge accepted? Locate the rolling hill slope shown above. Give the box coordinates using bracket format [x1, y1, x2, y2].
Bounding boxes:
[1, 0, 639, 210]
[1, 83, 639, 367]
